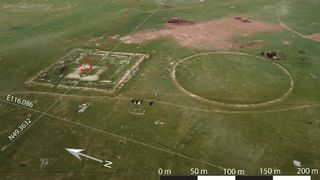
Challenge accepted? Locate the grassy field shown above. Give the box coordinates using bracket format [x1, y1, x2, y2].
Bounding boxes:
[175, 53, 292, 104]
[0, 0, 319, 179]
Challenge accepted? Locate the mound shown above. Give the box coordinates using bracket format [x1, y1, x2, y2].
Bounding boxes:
[234, 16, 251, 23]
[120, 17, 281, 49]
[166, 18, 194, 26]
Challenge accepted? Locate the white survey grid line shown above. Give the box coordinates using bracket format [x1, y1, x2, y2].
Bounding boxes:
[0, 88, 72, 152]
[108, 3, 165, 51]
[2, 92, 319, 154]
[46, 111, 226, 170]
[0, 99, 225, 170]
[0, 2, 165, 153]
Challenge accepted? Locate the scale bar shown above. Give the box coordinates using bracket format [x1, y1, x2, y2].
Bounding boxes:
[160, 176, 311, 180]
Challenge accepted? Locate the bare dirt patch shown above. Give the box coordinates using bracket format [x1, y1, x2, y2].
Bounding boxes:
[120, 17, 281, 49]
[305, 33, 320, 41]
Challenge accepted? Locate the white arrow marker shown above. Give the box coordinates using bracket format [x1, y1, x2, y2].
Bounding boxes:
[65, 148, 112, 168]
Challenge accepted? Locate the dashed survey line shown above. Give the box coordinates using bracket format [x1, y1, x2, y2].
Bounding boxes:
[98, 0, 134, 48]
[0, 2, 165, 153]
[88, 2, 165, 69]
[108, 2, 165, 52]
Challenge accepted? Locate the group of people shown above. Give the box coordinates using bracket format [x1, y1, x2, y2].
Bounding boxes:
[130, 98, 154, 106]
[261, 51, 280, 60]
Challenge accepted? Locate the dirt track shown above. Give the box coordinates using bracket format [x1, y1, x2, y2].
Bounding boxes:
[120, 17, 281, 49]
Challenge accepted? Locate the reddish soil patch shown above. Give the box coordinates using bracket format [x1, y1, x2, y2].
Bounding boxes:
[120, 17, 281, 49]
[306, 33, 320, 41]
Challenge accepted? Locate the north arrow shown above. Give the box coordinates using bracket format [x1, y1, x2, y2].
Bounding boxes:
[65, 148, 112, 168]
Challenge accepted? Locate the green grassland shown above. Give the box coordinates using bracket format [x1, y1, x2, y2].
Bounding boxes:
[0, 0, 319, 179]
[175, 53, 291, 104]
